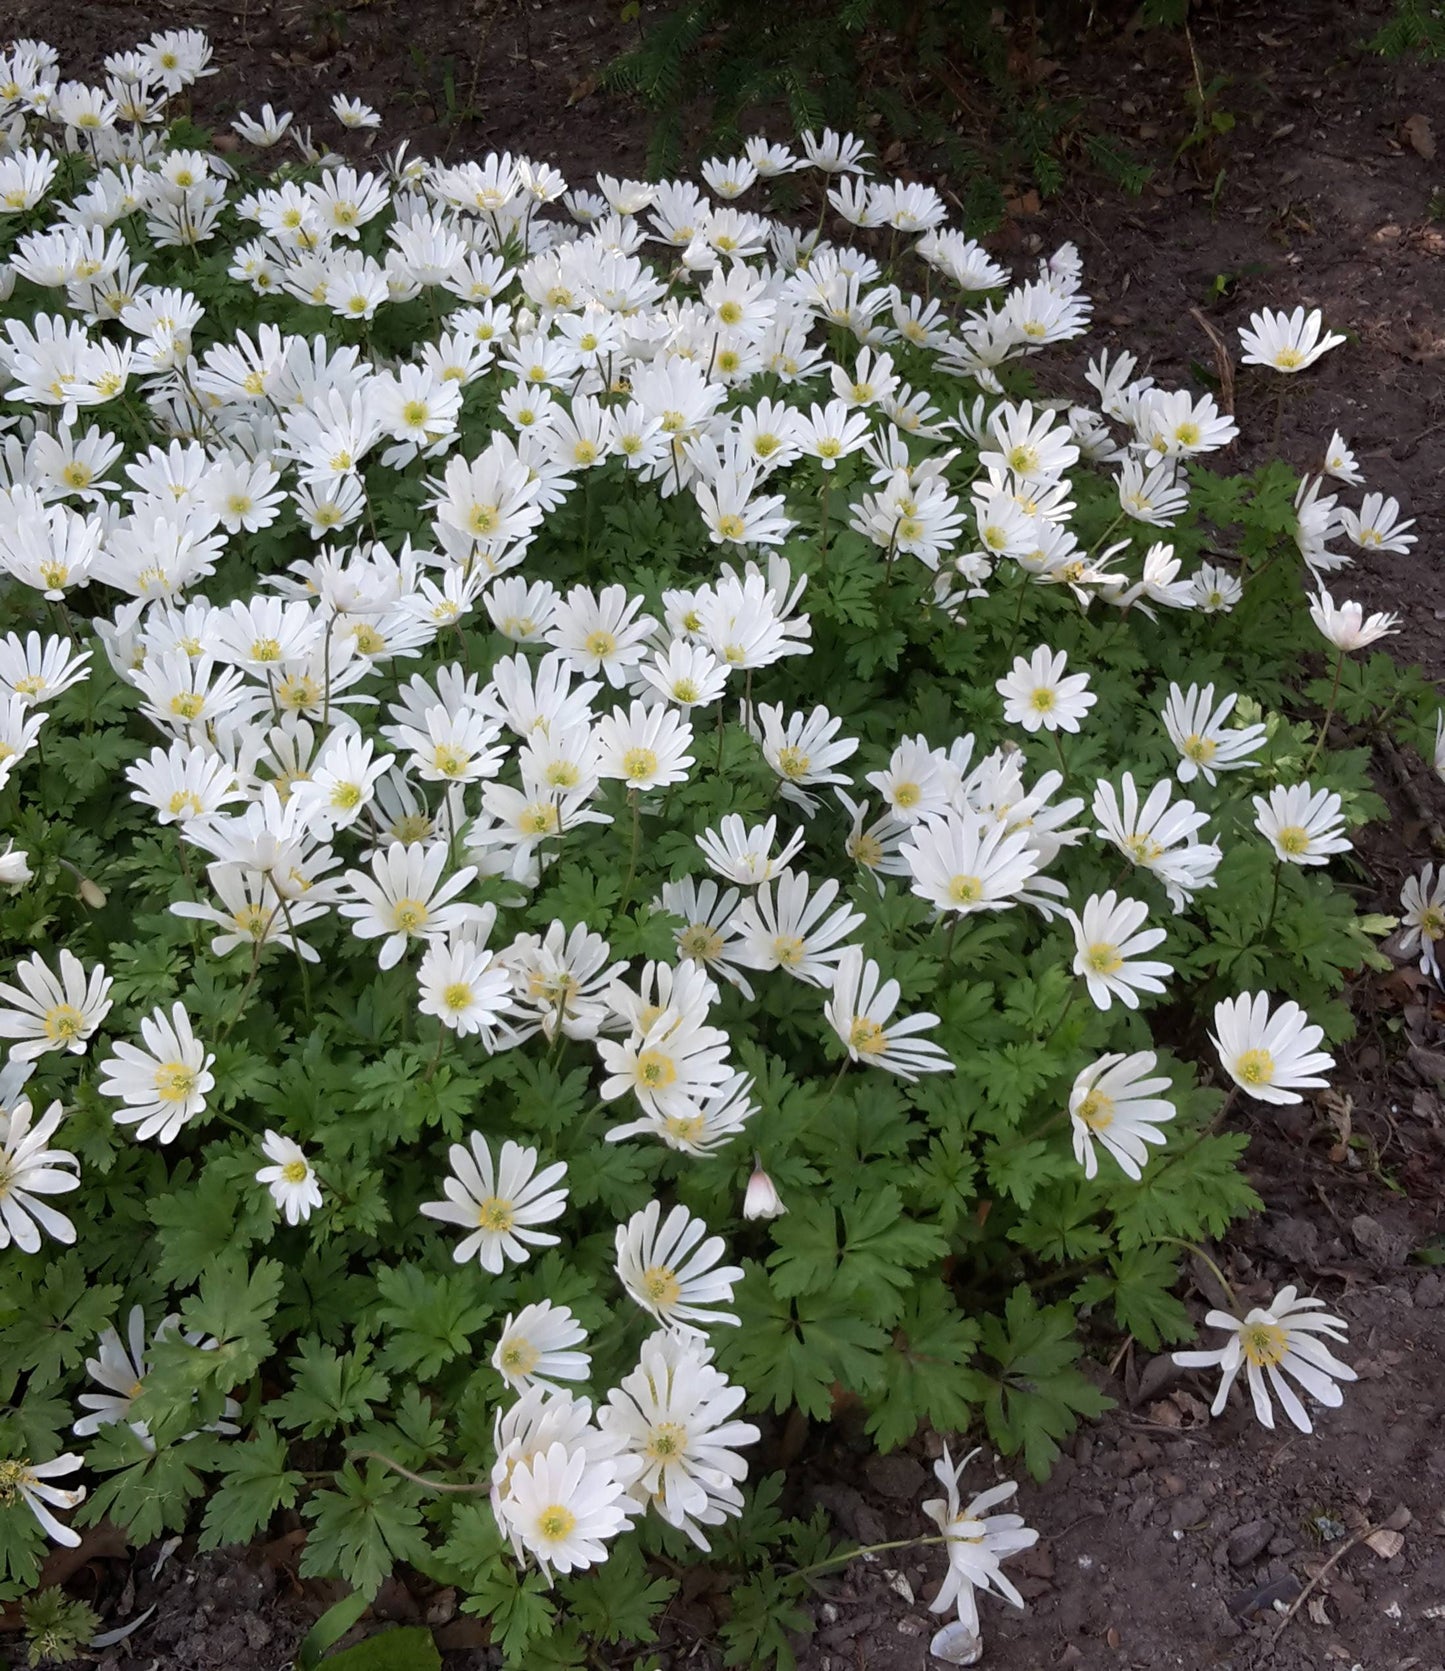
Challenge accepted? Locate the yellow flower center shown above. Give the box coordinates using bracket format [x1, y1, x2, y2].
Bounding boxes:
[640, 1265, 681, 1310]
[1241, 1320, 1289, 1367]
[330, 782, 363, 810]
[475, 1195, 515, 1232]
[155, 1061, 197, 1102]
[1075, 1088, 1114, 1131]
[622, 746, 659, 781]
[432, 745, 470, 779]
[1029, 688, 1056, 712]
[499, 1337, 540, 1376]
[635, 1050, 677, 1090]
[392, 898, 430, 934]
[402, 400, 429, 426]
[1183, 734, 1217, 764]
[1420, 905, 1445, 941]
[772, 934, 805, 967]
[848, 1017, 889, 1057]
[647, 1420, 689, 1460]
[1234, 1047, 1274, 1087]
[775, 746, 810, 781]
[1273, 347, 1304, 370]
[43, 1004, 87, 1041]
[281, 1159, 309, 1184]
[947, 874, 983, 906]
[61, 462, 93, 488]
[442, 982, 474, 1011]
[679, 924, 724, 962]
[537, 1504, 576, 1542]
[716, 513, 747, 540]
[1084, 942, 1123, 976]
[584, 629, 617, 659]
[1276, 825, 1310, 857]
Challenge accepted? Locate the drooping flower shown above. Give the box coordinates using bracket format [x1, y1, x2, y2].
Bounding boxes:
[1173, 1286, 1355, 1432]
[921, 1446, 1039, 1640]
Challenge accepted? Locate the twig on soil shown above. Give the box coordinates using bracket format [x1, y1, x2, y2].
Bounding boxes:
[1263, 1520, 1382, 1653]
[1378, 733, 1445, 856]
[1188, 307, 1236, 421]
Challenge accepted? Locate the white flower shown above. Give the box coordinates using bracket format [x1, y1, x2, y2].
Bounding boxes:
[996, 645, 1095, 734]
[500, 1439, 637, 1582]
[0, 1453, 86, 1548]
[0, 1097, 79, 1253]
[743, 1157, 786, 1220]
[594, 699, 695, 791]
[599, 1329, 760, 1549]
[1308, 590, 1400, 652]
[696, 814, 804, 884]
[755, 702, 859, 813]
[98, 1002, 215, 1144]
[1067, 891, 1172, 1011]
[1091, 772, 1219, 912]
[900, 810, 1041, 917]
[256, 1131, 322, 1224]
[0, 845, 31, 887]
[421, 1133, 568, 1272]
[492, 1302, 591, 1395]
[1210, 992, 1334, 1104]
[1069, 1052, 1174, 1180]
[1161, 682, 1265, 786]
[73, 1305, 241, 1446]
[1174, 1286, 1355, 1432]
[339, 842, 484, 971]
[730, 869, 864, 986]
[1252, 783, 1349, 866]
[1340, 492, 1416, 555]
[824, 946, 952, 1080]
[616, 1201, 743, 1332]
[597, 1005, 734, 1120]
[1238, 306, 1346, 373]
[417, 937, 516, 1040]
[921, 1446, 1038, 1640]
[1399, 864, 1445, 980]
[1322, 430, 1363, 486]
[0, 949, 112, 1061]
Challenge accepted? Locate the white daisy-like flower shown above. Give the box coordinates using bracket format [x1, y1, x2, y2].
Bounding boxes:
[492, 1302, 591, 1395]
[1238, 306, 1346, 373]
[499, 1439, 636, 1582]
[921, 1445, 1038, 1641]
[421, 1133, 568, 1273]
[1067, 891, 1172, 1011]
[98, 1002, 215, 1144]
[995, 645, 1096, 734]
[1210, 992, 1334, 1104]
[0, 949, 113, 1062]
[1174, 1285, 1355, 1433]
[1069, 1051, 1175, 1180]
[1161, 682, 1265, 786]
[0, 1097, 80, 1253]
[255, 1130, 323, 1225]
[0, 1453, 86, 1548]
[1252, 782, 1349, 866]
[615, 1201, 743, 1333]
[823, 945, 952, 1081]
[1400, 863, 1445, 980]
[695, 813, 804, 884]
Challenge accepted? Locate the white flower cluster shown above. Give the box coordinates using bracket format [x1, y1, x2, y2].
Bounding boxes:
[0, 25, 1430, 1575]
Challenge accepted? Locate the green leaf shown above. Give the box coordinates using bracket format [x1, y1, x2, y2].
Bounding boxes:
[1074, 1245, 1193, 1351]
[300, 1463, 429, 1598]
[271, 1339, 390, 1439]
[200, 1422, 306, 1549]
[0, 1255, 121, 1389]
[322, 1626, 442, 1670]
[373, 1265, 494, 1379]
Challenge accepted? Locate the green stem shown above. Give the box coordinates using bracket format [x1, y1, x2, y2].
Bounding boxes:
[1261, 857, 1283, 939]
[1303, 648, 1345, 777]
[619, 790, 641, 910]
[791, 1532, 953, 1582]
[1153, 1236, 1238, 1309]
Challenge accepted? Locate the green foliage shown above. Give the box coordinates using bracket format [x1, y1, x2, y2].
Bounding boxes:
[1371, 0, 1445, 57]
[21, 1587, 100, 1668]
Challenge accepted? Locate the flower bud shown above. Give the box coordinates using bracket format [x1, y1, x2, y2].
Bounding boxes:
[0, 846, 32, 889]
[743, 1156, 786, 1221]
[78, 878, 107, 909]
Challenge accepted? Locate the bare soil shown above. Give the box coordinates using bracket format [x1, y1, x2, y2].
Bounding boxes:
[3, 0, 1444, 1665]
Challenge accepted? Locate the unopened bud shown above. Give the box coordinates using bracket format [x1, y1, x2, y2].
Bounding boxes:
[78, 878, 107, 909]
[743, 1156, 786, 1221]
[0, 847, 32, 889]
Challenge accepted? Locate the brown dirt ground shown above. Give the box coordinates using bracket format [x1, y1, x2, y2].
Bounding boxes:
[4, 0, 1445, 1666]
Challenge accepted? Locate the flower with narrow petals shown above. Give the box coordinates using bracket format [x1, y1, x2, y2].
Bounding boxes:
[615, 1201, 743, 1333]
[1173, 1285, 1355, 1432]
[421, 1133, 568, 1273]
[1238, 307, 1345, 373]
[0, 950, 112, 1062]
[0, 1453, 86, 1548]
[1069, 1051, 1174, 1180]
[1400, 863, 1445, 981]
[1210, 992, 1334, 1104]
[0, 1097, 79, 1253]
[493, 1302, 591, 1395]
[921, 1446, 1038, 1640]
[824, 945, 952, 1080]
[98, 1003, 215, 1144]
[1252, 783, 1350, 866]
[1161, 682, 1265, 787]
[1308, 590, 1400, 652]
[255, 1131, 322, 1224]
[1067, 891, 1172, 1011]
[996, 645, 1096, 734]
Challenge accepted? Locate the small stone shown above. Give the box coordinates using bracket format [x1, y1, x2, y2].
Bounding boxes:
[1226, 1519, 1274, 1568]
[864, 1454, 928, 1501]
[1415, 1271, 1445, 1309]
[1268, 1532, 1297, 1557]
[1169, 1494, 1207, 1531]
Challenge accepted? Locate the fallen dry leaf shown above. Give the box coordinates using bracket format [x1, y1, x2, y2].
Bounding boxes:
[1307, 1595, 1332, 1625]
[1403, 113, 1436, 160]
[1364, 1528, 1405, 1560]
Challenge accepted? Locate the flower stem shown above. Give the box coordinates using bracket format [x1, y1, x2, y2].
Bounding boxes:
[1303, 648, 1345, 777]
[791, 1532, 953, 1581]
[1154, 1235, 1238, 1309]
